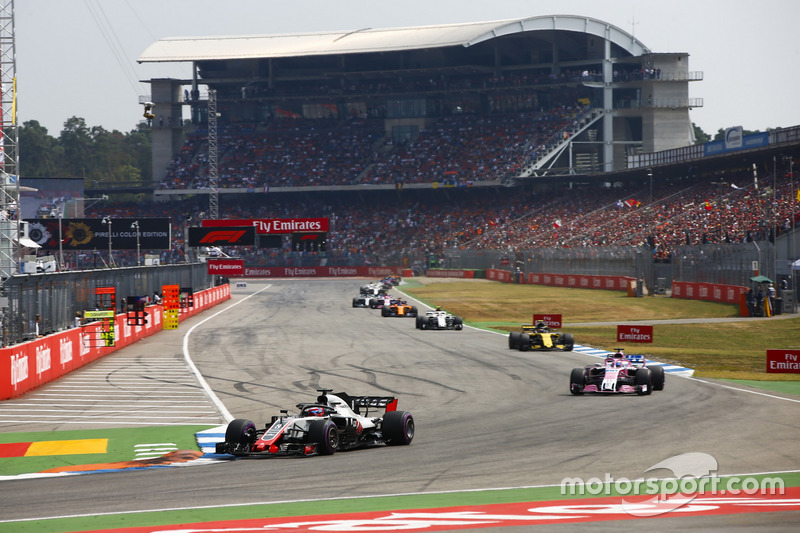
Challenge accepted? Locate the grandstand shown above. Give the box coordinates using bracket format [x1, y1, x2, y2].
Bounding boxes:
[92, 15, 796, 299]
[137, 15, 701, 190]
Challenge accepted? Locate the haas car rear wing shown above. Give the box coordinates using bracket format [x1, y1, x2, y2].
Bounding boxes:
[318, 390, 398, 415]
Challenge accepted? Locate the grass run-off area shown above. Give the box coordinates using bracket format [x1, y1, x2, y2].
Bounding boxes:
[400, 278, 800, 381]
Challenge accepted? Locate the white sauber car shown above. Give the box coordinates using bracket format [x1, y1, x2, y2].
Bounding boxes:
[415, 309, 463, 330]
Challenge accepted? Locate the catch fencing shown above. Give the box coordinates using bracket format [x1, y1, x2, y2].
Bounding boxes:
[1, 263, 215, 347]
[442, 242, 778, 294]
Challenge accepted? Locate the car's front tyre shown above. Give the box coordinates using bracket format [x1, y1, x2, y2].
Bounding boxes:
[224, 418, 257, 455]
[570, 368, 585, 395]
[635, 367, 653, 395]
[308, 419, 339, 455]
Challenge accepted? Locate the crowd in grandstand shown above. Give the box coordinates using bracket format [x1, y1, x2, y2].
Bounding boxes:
[81, 92, 797, 270]
[88, 163, 799, 270]
[159, 105, 590, 190]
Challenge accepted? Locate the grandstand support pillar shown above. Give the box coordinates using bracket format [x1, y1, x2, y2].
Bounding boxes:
[602, 32, 614, 172]
[207, 88, 219, 220]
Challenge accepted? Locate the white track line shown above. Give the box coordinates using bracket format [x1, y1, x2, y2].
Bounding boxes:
[182, 284, 272, 423]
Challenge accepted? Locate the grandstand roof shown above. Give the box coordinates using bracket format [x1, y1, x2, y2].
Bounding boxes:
[138, 15, 650, 63]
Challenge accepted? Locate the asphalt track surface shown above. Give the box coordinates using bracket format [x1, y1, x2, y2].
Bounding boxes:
[1, 278, 800, 531]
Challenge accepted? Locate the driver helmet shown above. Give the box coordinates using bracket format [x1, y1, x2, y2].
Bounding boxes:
[615, 360, 623, 368]
[535, 321, 547, 332]
[305, 406, 325, 417]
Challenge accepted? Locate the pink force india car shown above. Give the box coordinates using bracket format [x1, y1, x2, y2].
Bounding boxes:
[569, 349, 665, 396]
[215, 389, 414, 457]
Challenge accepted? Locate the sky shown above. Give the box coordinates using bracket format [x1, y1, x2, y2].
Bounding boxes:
[15, 0, 800, 137]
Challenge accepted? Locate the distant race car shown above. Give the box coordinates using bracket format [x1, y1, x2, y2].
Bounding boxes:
[508, 321, 574, 351]
[381, 299, 418, 317]
[569, 348, 665, 396]
[369, 294, 392, 309]
[360, 283, 386, 297]
[352, 294, 377, 308]
[381, 275, 402, 287]
[352, 283, 388, 307]
[416, 309, 463, 330]
[215, 389, 414, 457]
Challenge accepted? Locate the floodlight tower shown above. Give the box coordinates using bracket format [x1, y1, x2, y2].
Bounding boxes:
[207, 89, 218, 220]
[0, 0, 20, 283]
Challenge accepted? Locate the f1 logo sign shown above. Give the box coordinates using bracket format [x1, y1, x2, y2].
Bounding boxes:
[200, 230, 247, 244]
[188, 226, 256, 246]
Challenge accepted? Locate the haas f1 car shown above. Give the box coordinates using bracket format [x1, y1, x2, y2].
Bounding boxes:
[570, 349, 665, 396]
[215, 389, 414, 457]
[508, 322, 574, 351]
[416, 309, 463, 330]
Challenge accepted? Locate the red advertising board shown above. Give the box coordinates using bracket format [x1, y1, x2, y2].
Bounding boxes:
[207, 259, 245, 276]
[202, 218, 329, 234]
[486, 269, 513, 282]
[616, 324, 654, 343]
[533, 314, 562, 328]
[766, 349, 800, 373]
[427, 269, 475, 278]
[239, 266, 401, 278]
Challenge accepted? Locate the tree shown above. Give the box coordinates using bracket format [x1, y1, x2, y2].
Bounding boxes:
[18, 120, 64, 176]
[692, 123, 710, 144]
[19, 117, 152, 193]
[58, 116, 93, 178]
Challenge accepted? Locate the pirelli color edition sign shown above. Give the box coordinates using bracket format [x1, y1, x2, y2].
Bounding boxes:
[25, 218, 171, 250]
[208, 259, 244, 276]
[202, 217, 329, 234]
[616, 324, 654, 343]
[766, 349, 800, 373]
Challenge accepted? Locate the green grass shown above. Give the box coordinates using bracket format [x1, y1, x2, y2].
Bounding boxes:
[0, 426, 212, 476]
[401, 280, 800, 381]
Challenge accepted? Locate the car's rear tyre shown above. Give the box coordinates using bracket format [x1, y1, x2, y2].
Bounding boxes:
[225, 419, 257, 454]
[453, 317, 463, 330]
[570, 368, 585, 395]
[635, 367, 653, 395]
[409, 306, 418, 317]
[519, 333, 531, 351]
[561, 333, 574, 351]
[308, 419, 339, 455]
[509, 331, 520, 349]
[383, 410, 415, 445]
[648, 365, 665, 391]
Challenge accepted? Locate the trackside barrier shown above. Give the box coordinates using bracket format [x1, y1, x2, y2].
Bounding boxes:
[426, 269, 476, 279]
[240, 266, 403, 278]
[528, 272, 635, 291]
[671, 281, 746, 306]
[487, 269, 514, 283]
[418, 270, 748, 308]
[0, 284, 231, 400]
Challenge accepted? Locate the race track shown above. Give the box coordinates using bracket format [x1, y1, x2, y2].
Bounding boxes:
[2, 278, 799, 530]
